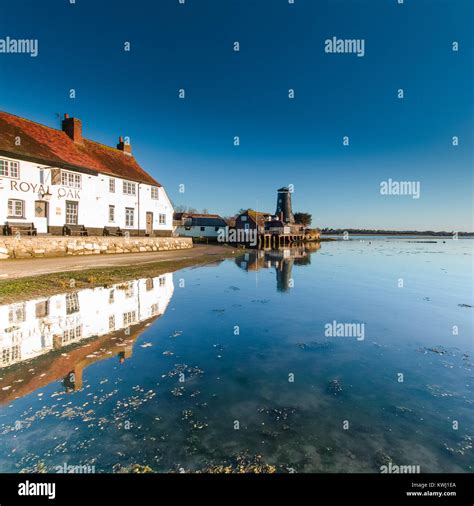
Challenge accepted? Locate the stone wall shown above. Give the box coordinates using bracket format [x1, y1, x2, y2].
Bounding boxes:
[0, 236, 193, 260]
[44, 227, 173, 237]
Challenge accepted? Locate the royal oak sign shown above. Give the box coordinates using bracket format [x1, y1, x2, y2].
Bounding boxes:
[0, 178, 80, 199]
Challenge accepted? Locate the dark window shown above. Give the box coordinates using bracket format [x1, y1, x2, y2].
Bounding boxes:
[66, 293, 80, 315]
[35, 300, 49, 318]
[200, 226, 205, 231]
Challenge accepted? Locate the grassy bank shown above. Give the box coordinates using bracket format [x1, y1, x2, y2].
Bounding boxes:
[0, 251, 238, 304]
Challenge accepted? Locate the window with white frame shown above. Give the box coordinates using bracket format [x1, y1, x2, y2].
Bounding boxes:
[66, 292, 80, 314]
[125, 207, 135, 227]
[109, 205, 115, 222]
[151, 187, 159, 200]
[62, 325, 82, 344]
[109, 178, 115, 193]
[124, 283, 134, 298]
[123, 181, 136, 195]
[0, 159, 19, 178]
[7, 199, 24, 218]
[65, 201, 79, 225]
[8, 303, 26, 324]
[123, 311, 137, 327]
[0, 345, 20, 367]
[159, 213, 166, 225]
[61, 170, 82, 189]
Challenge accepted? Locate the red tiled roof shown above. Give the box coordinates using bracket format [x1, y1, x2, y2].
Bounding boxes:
[0, 111, 161, 186]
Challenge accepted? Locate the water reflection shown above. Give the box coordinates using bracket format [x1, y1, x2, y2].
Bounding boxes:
[235, 244, 320, 291]
[0, 240, 471, 473]
[0, 274, 174, 404]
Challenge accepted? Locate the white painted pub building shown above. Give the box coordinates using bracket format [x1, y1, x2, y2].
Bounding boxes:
[0, 111, 174, 236]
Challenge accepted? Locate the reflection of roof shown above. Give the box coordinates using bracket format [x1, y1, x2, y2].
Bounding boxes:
[235, 252, 265, 272]
[0, 111, 160, 186]
[0, 317, 158, 406]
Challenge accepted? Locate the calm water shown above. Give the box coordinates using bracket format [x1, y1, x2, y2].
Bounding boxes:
[0, 238, 472, 473]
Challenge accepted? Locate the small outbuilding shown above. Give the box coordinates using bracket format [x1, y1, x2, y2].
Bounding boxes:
[174, 213, 228, 240]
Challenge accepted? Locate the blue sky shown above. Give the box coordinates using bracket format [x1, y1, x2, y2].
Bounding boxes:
[0, 0, 472, 230]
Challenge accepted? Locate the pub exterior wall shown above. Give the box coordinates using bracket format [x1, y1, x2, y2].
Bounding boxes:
[0, 155, 174, 235]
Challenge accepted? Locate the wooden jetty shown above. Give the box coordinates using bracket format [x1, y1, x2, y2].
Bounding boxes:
[257, 233, 305, 249]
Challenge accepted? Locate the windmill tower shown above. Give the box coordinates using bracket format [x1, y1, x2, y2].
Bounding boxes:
[275, 187, 295, 224]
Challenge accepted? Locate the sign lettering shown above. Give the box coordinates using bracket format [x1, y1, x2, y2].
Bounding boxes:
[0, 179, 80, 199]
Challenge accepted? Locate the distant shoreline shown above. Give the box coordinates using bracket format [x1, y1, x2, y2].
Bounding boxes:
[322, 230, 473, 237]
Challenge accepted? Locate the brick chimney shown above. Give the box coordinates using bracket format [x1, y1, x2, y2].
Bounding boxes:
[117, 136, 132, 155]
[62, 114, 83, 143]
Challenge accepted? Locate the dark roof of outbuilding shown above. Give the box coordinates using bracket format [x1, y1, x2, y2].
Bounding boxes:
[174, 213, 222, 220]
[188, 216, 227, 227]
[265, 220, 285, 227]
[0, 111, 161, 186]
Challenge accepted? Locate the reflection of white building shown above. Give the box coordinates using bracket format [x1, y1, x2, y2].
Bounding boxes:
[0, 274, 174, 368]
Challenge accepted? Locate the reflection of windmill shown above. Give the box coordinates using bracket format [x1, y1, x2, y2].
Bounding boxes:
[265, 249, 297, 292]
[275, 257, 293, 292]
[235, 246, 318, 291]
